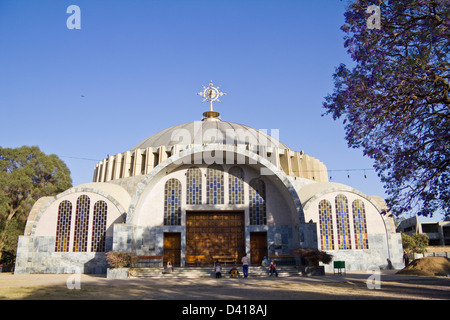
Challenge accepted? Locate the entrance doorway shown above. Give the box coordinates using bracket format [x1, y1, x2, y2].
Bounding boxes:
[250, 232, 267, 265]
[186, 211, 245, 266]
[163, 232, 181, 267]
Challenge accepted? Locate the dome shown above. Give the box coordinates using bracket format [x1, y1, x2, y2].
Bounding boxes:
[132, 118, 289, 150]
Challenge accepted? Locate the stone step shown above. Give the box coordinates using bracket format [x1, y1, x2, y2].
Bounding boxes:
[129, 266, 302, 278]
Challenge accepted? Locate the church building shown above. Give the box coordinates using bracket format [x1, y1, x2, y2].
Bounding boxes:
[14, 82, 403, 274]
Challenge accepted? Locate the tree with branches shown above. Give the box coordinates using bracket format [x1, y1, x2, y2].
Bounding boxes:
[0, 146, 72, 263]
[324, 0, 449, 218]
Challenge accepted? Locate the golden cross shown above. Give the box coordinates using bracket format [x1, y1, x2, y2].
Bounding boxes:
[197, 81, 226, 112]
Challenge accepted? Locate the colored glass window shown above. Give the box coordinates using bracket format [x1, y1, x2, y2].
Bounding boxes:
[319, 199, 334, 250]
[73, 195, 90, 252]
[164, 178, 182, 225]
[55, 200, 72, 252]
[91, 200, 108, 252]
[335, 194, 352, 250]
[206, 164, 224, 205]
[228, 166, 244, 205]
[186, 167, 202, 205]
[249, 178, 266, 225]
[352, 199, 369, 249]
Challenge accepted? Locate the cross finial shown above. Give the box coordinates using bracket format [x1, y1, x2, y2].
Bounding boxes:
[197, 80, 226, 112]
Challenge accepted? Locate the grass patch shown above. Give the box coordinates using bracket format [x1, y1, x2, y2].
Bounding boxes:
[0, 285, 111, 300]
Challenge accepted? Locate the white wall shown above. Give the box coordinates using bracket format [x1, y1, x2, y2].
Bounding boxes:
[34, 192, 125, 250]
[303, 191, 388, 250]
[134, 164, 298, 227]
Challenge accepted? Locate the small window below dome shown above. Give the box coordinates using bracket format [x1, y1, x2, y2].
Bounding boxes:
[153, 153, 159, 167]
[140, 153, 146, 175]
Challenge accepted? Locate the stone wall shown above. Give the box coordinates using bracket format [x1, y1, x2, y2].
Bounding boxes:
[322, 233, 403, 272]
[14, 235, 112, 274]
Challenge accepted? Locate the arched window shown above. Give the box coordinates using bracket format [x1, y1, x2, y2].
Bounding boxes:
[91, 200, 108, 252]
[164, 178, 182, 225]
[206, 164, 224, 205]
[318, 199, 334, 250]
[228, 166, 244, 205]
[335, 194, 352, 250]
[55, 200, 72, 252]
[352, 200, 369, 249]
[249, 178, 266, 225]
[73, 195, 90, 252]
[186, 167, 202, 205]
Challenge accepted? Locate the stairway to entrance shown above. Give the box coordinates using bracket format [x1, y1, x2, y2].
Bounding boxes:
[129, 266, 302, 278]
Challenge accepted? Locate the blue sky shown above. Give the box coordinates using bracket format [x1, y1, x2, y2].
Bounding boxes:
[0, 0, 441, 221]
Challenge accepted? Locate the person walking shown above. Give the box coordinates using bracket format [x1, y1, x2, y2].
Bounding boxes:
[215, 260, 222, 279]
[403, 251, 409, 266]
[269, 260, 278, 277]
[241, 254, 249, 278]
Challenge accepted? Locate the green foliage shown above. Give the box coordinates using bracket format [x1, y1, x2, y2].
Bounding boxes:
[105, 251, 137, 268]
[402, 233, 429, 254]
[0, 145, 72, 263]
[294, 248, 333, 266]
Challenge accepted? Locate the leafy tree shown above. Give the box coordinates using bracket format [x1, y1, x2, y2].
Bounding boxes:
[323, 0, 449, 218]
[105, 251, 137, 268]
[0, 146, 72, 263]
[402, 233, 429, 254]
[293, 248, 333, 266]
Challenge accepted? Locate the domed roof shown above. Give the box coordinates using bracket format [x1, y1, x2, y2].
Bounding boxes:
[132, 118, 289, 150]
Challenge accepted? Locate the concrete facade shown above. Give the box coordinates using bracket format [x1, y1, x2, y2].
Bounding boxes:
[397, 216, 450, 246]
[15, 116, 403, 274]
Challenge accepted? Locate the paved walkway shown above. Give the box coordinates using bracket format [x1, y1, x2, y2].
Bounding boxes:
[0, 270, 449, 300]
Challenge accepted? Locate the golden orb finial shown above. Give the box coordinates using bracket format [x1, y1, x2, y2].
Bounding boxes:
[197, 81, 226, 120]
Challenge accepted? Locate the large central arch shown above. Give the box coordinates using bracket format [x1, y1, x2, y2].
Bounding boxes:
[126, 144, 305, 226]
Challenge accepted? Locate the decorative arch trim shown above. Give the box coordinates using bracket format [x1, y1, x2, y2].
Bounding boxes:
[126, 144, 304, 225]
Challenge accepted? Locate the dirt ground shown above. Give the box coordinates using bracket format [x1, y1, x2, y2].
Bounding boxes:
[397, 257, 450, 276]
[0, 269, 449, 301]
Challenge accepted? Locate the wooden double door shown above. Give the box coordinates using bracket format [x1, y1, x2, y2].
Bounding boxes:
[185, 211, 245, 266]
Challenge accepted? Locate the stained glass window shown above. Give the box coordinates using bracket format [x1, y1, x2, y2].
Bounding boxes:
[206, 164, 224, 205]
[228, 166, 244, 205]
[55, 200, 72, 252]
[319, 199, 334, 250]
[164, 178, 182, 225]
[186, 167, 202, 205]
[91, 200, 107, 252]
[73, 195, 90, 252]
[335, 194, 352, 250]
[352, 199, 369, 249]
[249, 178, 266, 225]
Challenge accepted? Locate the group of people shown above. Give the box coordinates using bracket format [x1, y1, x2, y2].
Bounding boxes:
[163, 255, 281, 278]
[214, 254, 279, 278]
[261, 256, 278, 277]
